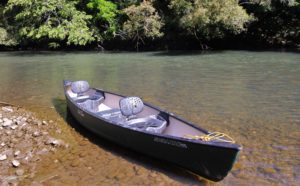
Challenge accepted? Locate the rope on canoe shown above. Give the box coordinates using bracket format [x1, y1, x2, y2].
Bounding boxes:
[184, 132, 235, 143]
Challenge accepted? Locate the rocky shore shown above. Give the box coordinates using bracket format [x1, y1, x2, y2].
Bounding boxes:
[0, 105, 68, 185]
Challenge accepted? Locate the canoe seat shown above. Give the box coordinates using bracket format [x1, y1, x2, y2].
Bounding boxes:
[76, 91, 104, 113]
[97, 108, 127, 125]
[125, 115, 167, 134]
[119, 97, 144, 118]
[71, 80, 90, 94]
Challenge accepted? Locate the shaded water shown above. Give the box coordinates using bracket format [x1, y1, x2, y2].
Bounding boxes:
[0, 51, 299, 185]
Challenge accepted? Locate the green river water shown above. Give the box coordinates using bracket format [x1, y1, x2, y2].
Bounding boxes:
[0, 51, 299, 185]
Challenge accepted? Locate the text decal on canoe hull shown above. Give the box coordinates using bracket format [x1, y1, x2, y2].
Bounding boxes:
[154, 137, 187, 149]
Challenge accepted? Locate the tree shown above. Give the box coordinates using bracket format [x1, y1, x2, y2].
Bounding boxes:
[87, 0, 119, 38]
[122, 0, 164, 50]
[5, 0, 96, 48]
[0, 5, 17, 47]
[169, 0, 252, 40]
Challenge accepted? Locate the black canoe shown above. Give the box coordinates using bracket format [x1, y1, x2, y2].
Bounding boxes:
[63, 80, 241, 181]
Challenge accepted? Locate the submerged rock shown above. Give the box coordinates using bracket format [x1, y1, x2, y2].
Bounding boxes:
[16, 169, 24, 176]
[2, 107, 13, 112]
[14, 150, 21, 157]
[12, 160, 20, 167]
[0, 154, 7, 160]
[2, 119, 13, 127]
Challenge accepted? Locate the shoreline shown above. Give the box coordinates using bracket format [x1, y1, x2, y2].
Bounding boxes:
[0, 104, 68, 185]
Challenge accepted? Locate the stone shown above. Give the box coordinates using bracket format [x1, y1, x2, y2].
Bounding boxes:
[2, 107, 13, 112]
[1, 142, 5, 146]
[12, 160, 20, 167]
[32, 131, 40, 137]
[3, 119, 13, 127]
[0, 154, 7, 160]
[16, 169, 24, 176]
[14, 150, 21, 157]
[3, 118, 8, 122]
[37, 148, 49, 155]
[5, 176, 18, 183]
[46, 138, 63, 146]
[16, 120, 22, 125]
[10, 125, 18, 130]
[0, 119, 3, 123]
[42, 120, 47, 125]
[16, 132, 23, 138]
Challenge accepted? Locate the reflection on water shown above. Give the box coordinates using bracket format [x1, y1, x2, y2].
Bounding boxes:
[0, 51, 299, 185]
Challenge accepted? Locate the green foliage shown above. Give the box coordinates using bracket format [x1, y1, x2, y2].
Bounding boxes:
[5, 0, 95, 47]
[0, 0, 299, 49]
[122, 1, 164, 49]
[48, 42, 60, 49]
[0, 5, 17, 46]
[87, 0, 119, 37]
[169, 0, 253, 39]
[0, 27, 18, 46]
[244, 0, 300, 47]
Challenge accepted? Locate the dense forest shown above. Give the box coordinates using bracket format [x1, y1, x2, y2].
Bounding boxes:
[0, 0, 299, 50]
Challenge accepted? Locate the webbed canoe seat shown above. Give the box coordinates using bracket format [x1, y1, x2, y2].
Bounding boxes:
[71, 81, 104, 112]
[120, 97, 167, 134]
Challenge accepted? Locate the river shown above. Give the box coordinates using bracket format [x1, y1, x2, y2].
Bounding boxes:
[0, 51, 299, 185]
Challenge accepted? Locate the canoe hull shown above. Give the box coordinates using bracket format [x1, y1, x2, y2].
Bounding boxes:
[65, 97, 240, 182]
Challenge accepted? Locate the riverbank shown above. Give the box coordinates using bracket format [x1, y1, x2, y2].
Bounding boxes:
[0, 104, 68, 185]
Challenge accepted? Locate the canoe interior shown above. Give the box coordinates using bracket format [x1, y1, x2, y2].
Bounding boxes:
[65, 84, 207, 138]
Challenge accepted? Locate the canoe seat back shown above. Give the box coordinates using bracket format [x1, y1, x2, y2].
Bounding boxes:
[71, 81, 90, 94]
[119, 97, 144, 117]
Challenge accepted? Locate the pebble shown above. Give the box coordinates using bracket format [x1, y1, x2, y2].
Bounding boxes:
[16, 120, 22, 125]
[46, 138, 63, 146]
[32, 131, 40, 137]
[16, 169, 24, 176]
[3, 119, 13, 127]
[10, 125, 18, 130]
[0, 105, 68, 185]
[12, 160, 20, 167]
[0, 154, 7, 160]
[14, 150, 21, 157]
[2, 107, 13, 112]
